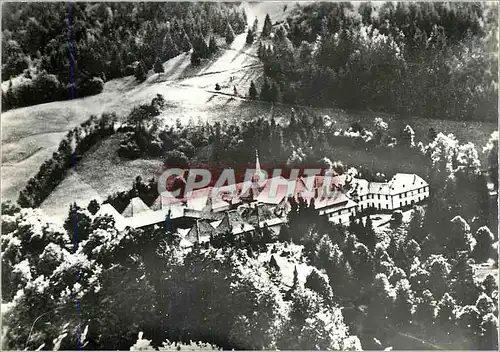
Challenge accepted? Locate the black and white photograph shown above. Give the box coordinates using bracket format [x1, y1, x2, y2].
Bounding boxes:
[1, 1, 499, 350]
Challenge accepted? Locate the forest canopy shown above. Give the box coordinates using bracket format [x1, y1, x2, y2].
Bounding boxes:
[256, 2, 498, 122]
[1, 2, 246, 109]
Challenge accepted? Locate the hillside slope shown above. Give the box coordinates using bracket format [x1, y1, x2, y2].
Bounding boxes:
[1, 2, 297, 204]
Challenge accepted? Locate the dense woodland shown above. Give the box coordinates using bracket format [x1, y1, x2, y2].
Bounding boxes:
[252, 2, 498, 122]
[1, 2, 246, 109]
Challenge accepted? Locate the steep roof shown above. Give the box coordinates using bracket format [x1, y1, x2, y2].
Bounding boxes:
[313, 191, 349, 210]
[121, 197, 152, 217]
[368, 182, 392, 195]
[126, 203, 185, 229]
[388, 173, 428, 194]
[256, 176, 292, 205]
[95, 204, 127, 231]
[232, 222, 255, 235]
[186, 219, 216, 243]
[348, 178, 370, 198]
[215, 211, 233, 234]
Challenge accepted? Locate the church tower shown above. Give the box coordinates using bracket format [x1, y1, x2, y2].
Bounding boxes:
[252, 150, 266, 184]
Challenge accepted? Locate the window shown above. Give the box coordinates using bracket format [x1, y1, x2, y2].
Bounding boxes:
[338, 218, 341, 224]
[386, 204, 389, 209]
[386, 195, 389, 200]
[378, 195, 381, 200]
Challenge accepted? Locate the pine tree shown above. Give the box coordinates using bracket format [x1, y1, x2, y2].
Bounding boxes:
[269, 254, 280, 271]
[248, 81, 258, 100]
[481, 274, 497, 298]
[109, 49, 123, 79]
[246, 29, 255, 45]
[225, 22, 235, 45]
[305, 269, 333, 303]
[292, 265, 299, 289]
[153, 57, 164, 74]
[162, 31, 180, 60]
[262, 14, 272, 38]
[134, 61, 147, 82]
[208, 36, 218, 56]
[257, 41, 265, 59]
[64, 202, 92, 244]
[269, 82, 279, 102]
[278, 224, 290, 243]
[260, 78, 271, 101]
[87, 199, 100, 215]
[364, 216, 377, 251]
[179, 32, 192, 52]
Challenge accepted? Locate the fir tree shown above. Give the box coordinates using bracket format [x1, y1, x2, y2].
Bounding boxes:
[248, 80, 258, 100]
[269, 254, 280, 271]
[252, 18, 258, 33]
[364, 216, 377, 251]
[63, 202, 92, 244]
[292, 265, 299, 289]
[153, 57, 164, 74]
[481, 274, 497, 298]
[190, 51, 201, 66]
[246, 29, 255, 45]
[225, 22, 235, 45]
[278, 224, 290, 243]
[262, 13, 272, 38]
[87, 199, 100, 215]
[179, 32, 192, 52]
[162, 31, 180, 60]
[109, 49, 123, 79]
[134, 61, 147, 82]
[269, 82, 279, 102]
[260, 78, 271, 101]
[257, 41, 265, 59]
[208, 36, 218, 55]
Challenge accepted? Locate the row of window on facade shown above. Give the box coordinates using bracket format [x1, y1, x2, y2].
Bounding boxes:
[328, 195, 428, 223]
[359, 187, 429, 201]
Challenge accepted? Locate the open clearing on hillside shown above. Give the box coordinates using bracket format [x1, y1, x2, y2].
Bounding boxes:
[1, 2, 297, 204]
